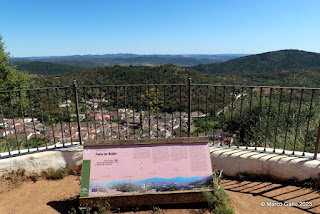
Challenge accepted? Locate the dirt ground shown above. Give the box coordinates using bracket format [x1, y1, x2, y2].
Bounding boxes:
[0, 175, 319, 214]
[222, 180, 320, 214]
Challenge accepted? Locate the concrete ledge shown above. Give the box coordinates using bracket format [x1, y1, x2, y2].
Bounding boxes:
[0, 146, 83, 175]
[2, 145, 320, 181]
[210, 146, 320, 180]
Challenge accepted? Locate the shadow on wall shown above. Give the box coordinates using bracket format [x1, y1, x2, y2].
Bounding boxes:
[60, 147, 83, 173]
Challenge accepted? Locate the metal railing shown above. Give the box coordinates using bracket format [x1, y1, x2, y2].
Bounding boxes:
[1, 78, 320, 159]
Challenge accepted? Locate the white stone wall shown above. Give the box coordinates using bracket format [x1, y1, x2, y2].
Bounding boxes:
[1, 145, 320, 181]
[210, 146, 320, 180]
[0, 146, 83, 175]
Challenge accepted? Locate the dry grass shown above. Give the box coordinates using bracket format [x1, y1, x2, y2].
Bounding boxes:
[0, 168, 27, 194]
[0, 167, 70, 193]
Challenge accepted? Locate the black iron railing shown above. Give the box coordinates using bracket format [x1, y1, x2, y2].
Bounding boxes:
[1, 79, 320, 159]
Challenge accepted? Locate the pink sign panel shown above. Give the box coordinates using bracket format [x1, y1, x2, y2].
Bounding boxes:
[80, 143, 213, 197]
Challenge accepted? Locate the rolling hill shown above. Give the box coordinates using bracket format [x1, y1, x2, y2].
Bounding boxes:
[191, 50, 320, 87]
[26, 50, 320, 88]
[32, 64, 214, 87]
[13, 61, 81, 75]
[12, 53, 246, 69]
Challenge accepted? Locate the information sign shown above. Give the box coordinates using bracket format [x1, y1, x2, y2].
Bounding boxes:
[79, 137, 213, 207]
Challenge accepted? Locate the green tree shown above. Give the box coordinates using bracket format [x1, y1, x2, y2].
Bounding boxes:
[0, 35, 30, 120]
[223, 93, 320, 152]
[0, 35, 29, 90]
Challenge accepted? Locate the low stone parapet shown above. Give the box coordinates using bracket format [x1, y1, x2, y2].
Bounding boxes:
[1, 145, 320, 181]
[0, 146, 83, 175]
[210, 146, 320, 180]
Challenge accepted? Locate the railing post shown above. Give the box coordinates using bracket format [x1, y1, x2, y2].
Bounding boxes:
[188, 78, 192, 137]
[73, 80, 83, 145]
[314, 122, 320, 159]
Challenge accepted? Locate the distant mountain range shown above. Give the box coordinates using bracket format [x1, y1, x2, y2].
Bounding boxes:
[11, 53, 247, 71]
[13, 53, 248, 60]
[16, 49, 320, 87]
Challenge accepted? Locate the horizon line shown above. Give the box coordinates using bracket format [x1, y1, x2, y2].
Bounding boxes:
[12, 53, 250, 59]
[11, 48, 318, 59]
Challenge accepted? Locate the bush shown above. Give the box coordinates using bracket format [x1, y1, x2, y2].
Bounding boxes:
[43, 168, 69, 180]
[28, 172, 39, 182]
[0, 168, 27, 193]
[203, 170, 235, 214]
[214, 205, 235, 214]
[151, 206, 165, 214]
[77, 199, 110, 214]
[238, 172, 249, 181]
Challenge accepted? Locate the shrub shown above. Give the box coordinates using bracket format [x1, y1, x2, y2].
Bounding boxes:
[17, 167, 26, 177]
[28, 172, 39, 182]
[214, 205, 235, 214]
[43, 168, 69, 180]
[151, 206, 165, 214]
[203, 170, 235, 214]
[95, 199, 110, 214]
[0, 168, 27, 193]
[77, 199, 110, 214]
[238, 172, 249, 181]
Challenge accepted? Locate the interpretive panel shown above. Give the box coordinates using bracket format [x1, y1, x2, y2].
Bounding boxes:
[80, 142, 213, 197]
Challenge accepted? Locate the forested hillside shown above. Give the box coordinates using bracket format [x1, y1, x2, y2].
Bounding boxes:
[192, 50, 320, 74]
[32, 64, 214, 87]
[12, 54, 246, 69]
[192, 50, 320, 87]
[13, 61, 81, 75]
[27, 49, 320, 88]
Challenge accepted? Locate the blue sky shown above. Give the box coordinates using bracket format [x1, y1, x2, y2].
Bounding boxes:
[1, 0, 320, 57]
